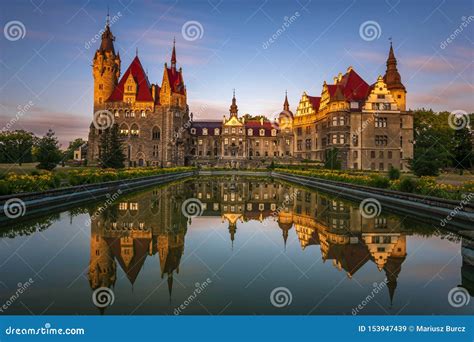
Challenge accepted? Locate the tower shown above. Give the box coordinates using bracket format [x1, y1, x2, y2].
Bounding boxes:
[92, 11, 121, 113]
[229, 89, 238, 117]
[384, 42, 406, 111]
[160, 39, 186, 108]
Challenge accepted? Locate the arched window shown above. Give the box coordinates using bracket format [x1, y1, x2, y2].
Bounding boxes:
[130, 123, 139, 137]
[141, 110, 146, 118]
[120, 123, 129, 135]
[152, 126, 161, 140]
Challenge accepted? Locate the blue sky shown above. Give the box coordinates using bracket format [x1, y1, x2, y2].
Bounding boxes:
[0, 0, 473, 145]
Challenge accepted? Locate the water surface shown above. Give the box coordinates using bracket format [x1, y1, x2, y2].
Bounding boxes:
[0, 176, 472, 315]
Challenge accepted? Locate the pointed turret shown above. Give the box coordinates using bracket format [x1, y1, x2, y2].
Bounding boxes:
[99, 10, 116, 54]
[383, 42, 406, 110]
[384, 42, 404, 91]
[283, 90, 290, 112]
[171, 37, 177, 69]
[229, 89, 238, 117]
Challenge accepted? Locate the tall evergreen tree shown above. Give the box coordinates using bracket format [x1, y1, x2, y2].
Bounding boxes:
[324, 148, 341, 170]
[98, 124, 125, 169]
[35, 129, 62, 170]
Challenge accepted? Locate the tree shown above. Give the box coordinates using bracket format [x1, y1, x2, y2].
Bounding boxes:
[451, 127, 472, 174]
[324, 148, 341, 170]
[35, 129, 62, 170]
[98, 124, 125, 169]
[0, 130, 36, 164]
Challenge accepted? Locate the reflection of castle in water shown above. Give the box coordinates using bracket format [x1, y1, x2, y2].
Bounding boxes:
[88, 183, 188, 312]
[88, 177, 413, 310]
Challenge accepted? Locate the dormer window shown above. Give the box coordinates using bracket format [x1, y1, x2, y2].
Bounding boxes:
[271, 129, 277, 136]
[248, 129, 253, 136]
[203, 128, 208, 135]
[259, 129, 265, 136]
[190, 128, 196, 135]
[214, 128, 220, 135]
[131, 111, 135, 118]
[141, 110, 146, 118]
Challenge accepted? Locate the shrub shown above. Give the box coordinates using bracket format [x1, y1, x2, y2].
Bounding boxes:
[388, 166, 400, 180]
[399, 177, 417, 193]
[370, 176, 390, 188]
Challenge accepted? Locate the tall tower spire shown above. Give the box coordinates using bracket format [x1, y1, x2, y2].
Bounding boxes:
[383, 41, 406, 111]
[171, 37, 177, 69]
[229, 89, 238, 117]
[99, 9, 115, 54]
[283, 90, 290, 112]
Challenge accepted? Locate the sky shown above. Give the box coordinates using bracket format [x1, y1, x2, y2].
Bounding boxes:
[0, 0, 473, 146]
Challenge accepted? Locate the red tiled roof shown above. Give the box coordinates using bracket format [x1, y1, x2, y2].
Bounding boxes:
[335, 69, 370, 101]
[166, 67, 185, 95]
[107, 56, 154, 102]
[307, 95, 321, 111]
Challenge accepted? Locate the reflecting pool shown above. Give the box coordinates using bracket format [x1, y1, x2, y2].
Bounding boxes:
[0, 176, 472, 315]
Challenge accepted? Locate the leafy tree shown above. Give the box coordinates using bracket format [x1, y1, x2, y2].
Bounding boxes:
[324, 148, 341, 170]
[98, 124, 125, 169]
[388, 166, 400, 180]
[0, 130, 36, 164]
[35, 129, 62, 170]
[451, 127, 472, 174]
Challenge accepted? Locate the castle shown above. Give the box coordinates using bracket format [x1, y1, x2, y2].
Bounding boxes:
[87, 15, 413, 171]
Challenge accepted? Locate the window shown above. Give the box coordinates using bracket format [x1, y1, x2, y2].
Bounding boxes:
[203, 128, 208, 135]
[130, 124, 139, 136]
[352, 135, 359, 146]
[297, 140, 302, 151]
[131, 111, 135, 118]
[285, 139, 290, 146]
[377, 94, 385, 99]
[259, 129, 265, 136]
[125, 111, 130, 118]
[255, 140, 260, 147]
[305, 126, 311, 134]
[141, 111, 146, 118]
[375, 135, 388, 146]
[305, 139, 311, 150]
[198, 139, 203, 145]
[379, 162, 384, 170]
[214, 128, 220, 135]
[353, 162, 358, 169]
[152, 127, 160, 140]
[388, 151, 392, 159]
[99, 97, 102, 104]
[98, 84, 103, 90]
[332, 134, 337, 144]
[248, 128, 253, 136]
[339, 116, 345, 126]
[332, 116, 338, 126]
[371, 151, 376, 159]
[297, 127, 303, 136]
[339, 134, 345, 144]
[379, 151, 384, 158]
[375, 117, 387, 128]
[271, 129, 277, 136]
[224, 138, 229, 145]
[114, 111, 119, 118]
[120, 124, 129, 135]
[353, 151, 358, 159]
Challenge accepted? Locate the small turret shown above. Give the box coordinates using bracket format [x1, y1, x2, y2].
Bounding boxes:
[229, 89, 238, 117]
[383, 42, 406, 111]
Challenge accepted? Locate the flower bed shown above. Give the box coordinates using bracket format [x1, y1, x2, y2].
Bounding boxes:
[0, 167, 195, 195]
[275, 168, 473, 200]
